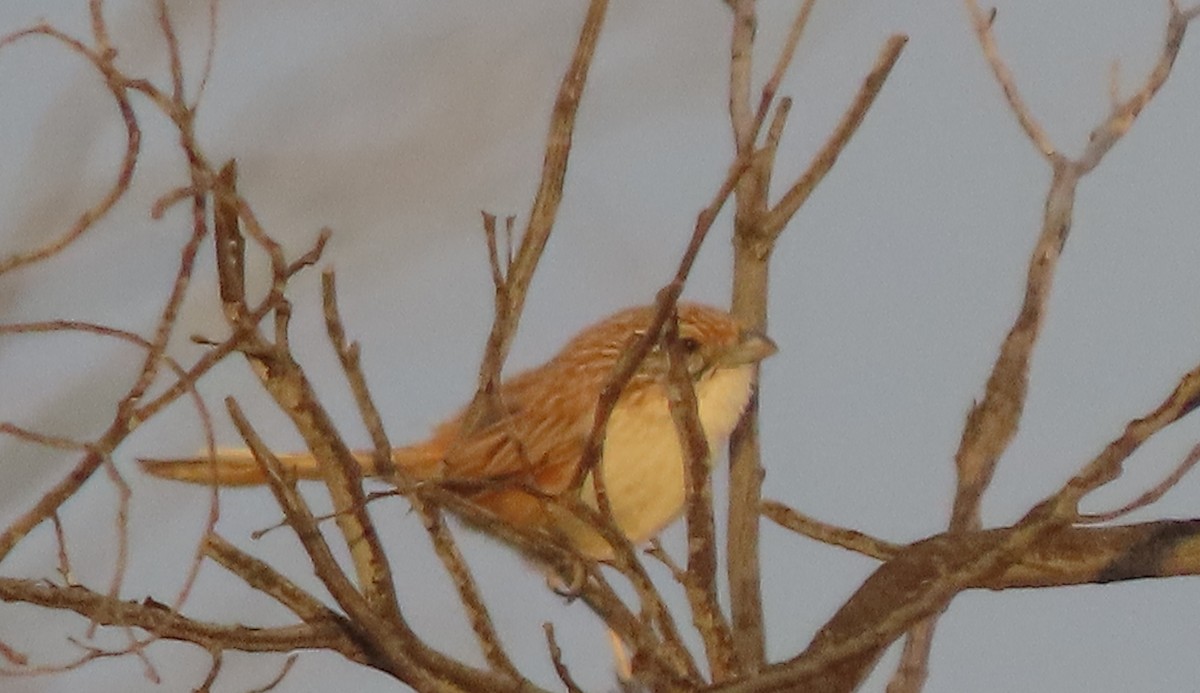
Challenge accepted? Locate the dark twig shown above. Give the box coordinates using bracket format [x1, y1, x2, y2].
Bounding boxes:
[726, 19, 907, 669]
[0, 578, 366, 662]
[322, 271, 523, 681]
[663, 313, 740, 680]
[246, 654, 299, 693]
[202, 533, 346, 625]
[0, 23, 141, 276]
[964, 2, 1056, 160]
[464, 0, 610, 434]
[223, 399, 467, 690]
[760, 34, 908, 238]
[196, 648, 222, 693]
[1033, 357, 1200, 522]
[51, 513, 73, 586]
[894, 6, 1200, 690]
[762, 500, 901, 561]
[1080, 440, 1200, 523]
[544, 623, 586, 693]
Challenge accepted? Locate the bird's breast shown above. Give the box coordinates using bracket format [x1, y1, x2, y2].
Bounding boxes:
[565, 364, 757, 557]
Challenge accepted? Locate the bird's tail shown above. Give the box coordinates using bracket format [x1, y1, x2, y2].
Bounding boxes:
[139, 445, 446, 486]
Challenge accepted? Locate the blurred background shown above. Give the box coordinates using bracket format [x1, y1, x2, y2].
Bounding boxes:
[2, 1, 1199, 691]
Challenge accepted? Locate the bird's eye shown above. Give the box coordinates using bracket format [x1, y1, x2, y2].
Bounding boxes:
[679, 336, 701, 353]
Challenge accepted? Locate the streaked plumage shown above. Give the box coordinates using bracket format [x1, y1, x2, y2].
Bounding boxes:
[141, 303, 775, 558]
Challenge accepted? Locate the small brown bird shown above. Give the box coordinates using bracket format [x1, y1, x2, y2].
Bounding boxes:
[141, 303, 776, 559]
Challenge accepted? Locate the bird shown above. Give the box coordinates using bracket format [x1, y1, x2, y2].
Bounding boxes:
[140, 302, 776, 560]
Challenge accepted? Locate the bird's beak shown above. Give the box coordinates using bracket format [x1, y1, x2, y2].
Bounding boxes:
[718, 329, 778, 367]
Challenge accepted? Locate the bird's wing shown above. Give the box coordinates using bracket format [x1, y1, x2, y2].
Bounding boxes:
[421, 371, 592, 496]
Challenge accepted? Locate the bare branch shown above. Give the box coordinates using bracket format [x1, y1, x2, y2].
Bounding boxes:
[953, 4, 1200, 531]
[223, 399, 374, 622]
[325, 270, 526, 681]
[154, 0, 186, 104]
[1080, 441, 1200, 523]
[887, 620, 935, 693]
[963, 2, 1057, 160]
[709, 520, 1200, 693]
[201, 534, 344, 625]
[749, 0, 816, 141]
[465, 0, 610, 433]
[0, 424, 87, 451]
[223, 400, 506, 691]
[192, 0, 220, 107]
[761, 500, 901, 561]
[246, 654, 299, 693]
[0, 579, 365, 662]
[762, 34, 908, 238]
[543, 623, 585, 693]
[552, 499, 702, 686]
[727, 0, 756, 154]
[211, 172, 402, 627]
[727, 32, 905, 669]
[0, 316, 220, 566]
[50, 514, 73, 586]
[1032, 357, 1200, 521]
[1076, 3, 1197, 172]
[663, 313, 740, 680]
[950, 163, 1077, 529]
[0, 24, 140, 276]
[198, 649, 225, 693]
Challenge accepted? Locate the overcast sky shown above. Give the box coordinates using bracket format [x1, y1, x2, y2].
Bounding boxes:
[3, 1, 1200, 691]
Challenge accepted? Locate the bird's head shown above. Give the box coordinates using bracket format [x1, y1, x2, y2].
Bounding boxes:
[551, 302, 777, 394]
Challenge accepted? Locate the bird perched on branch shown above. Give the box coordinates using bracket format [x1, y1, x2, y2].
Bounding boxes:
[141, 302, 776, 559]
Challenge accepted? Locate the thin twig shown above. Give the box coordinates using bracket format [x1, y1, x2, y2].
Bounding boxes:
[0, 318, 220, 644]
[1033, 358, 1200, 521]
[246, 654, 299, 693]
[464, 0, 610, 434]
[749, 0, 817, 140]
[155, 0, 185, 104]
[555, 498, 702, 685]
[1076, 2, 1196, 173]
[326, 265, 521, 678]
[223, 399, 449, 689]
[0, 23, 141, 276]
[727, 0, 756, 155]
[663, 313, 740, 680]
[0, 318, 218, 569]
[202, 533, 347, 625]
[953, 0, 1200, 531]
[0, 577, 366, 662]
[726, 32, 906, 671]
[0, 640, 27, 667]
[0, 424, 87, 451]
[196, 648, 222, 693]
[1080, 440, 1200, 523]
[544, 623, 586, 693]
[887, 620, 936, 693]
[963, 1, 1057, 160]
[901, 7, 1200, 690]
[192, 0, 220, 107]
[51, 513, 73, 585]
[213, 172, 402, 626]
[761, 500, 901, 561]
[761, 34, 908, 237]
[96, 452, 133, 637]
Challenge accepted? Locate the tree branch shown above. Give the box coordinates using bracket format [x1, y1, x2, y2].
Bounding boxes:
[0, 579, 366, 663]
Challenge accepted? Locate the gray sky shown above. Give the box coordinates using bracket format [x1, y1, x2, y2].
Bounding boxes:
[2, 1, 1200, 691]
